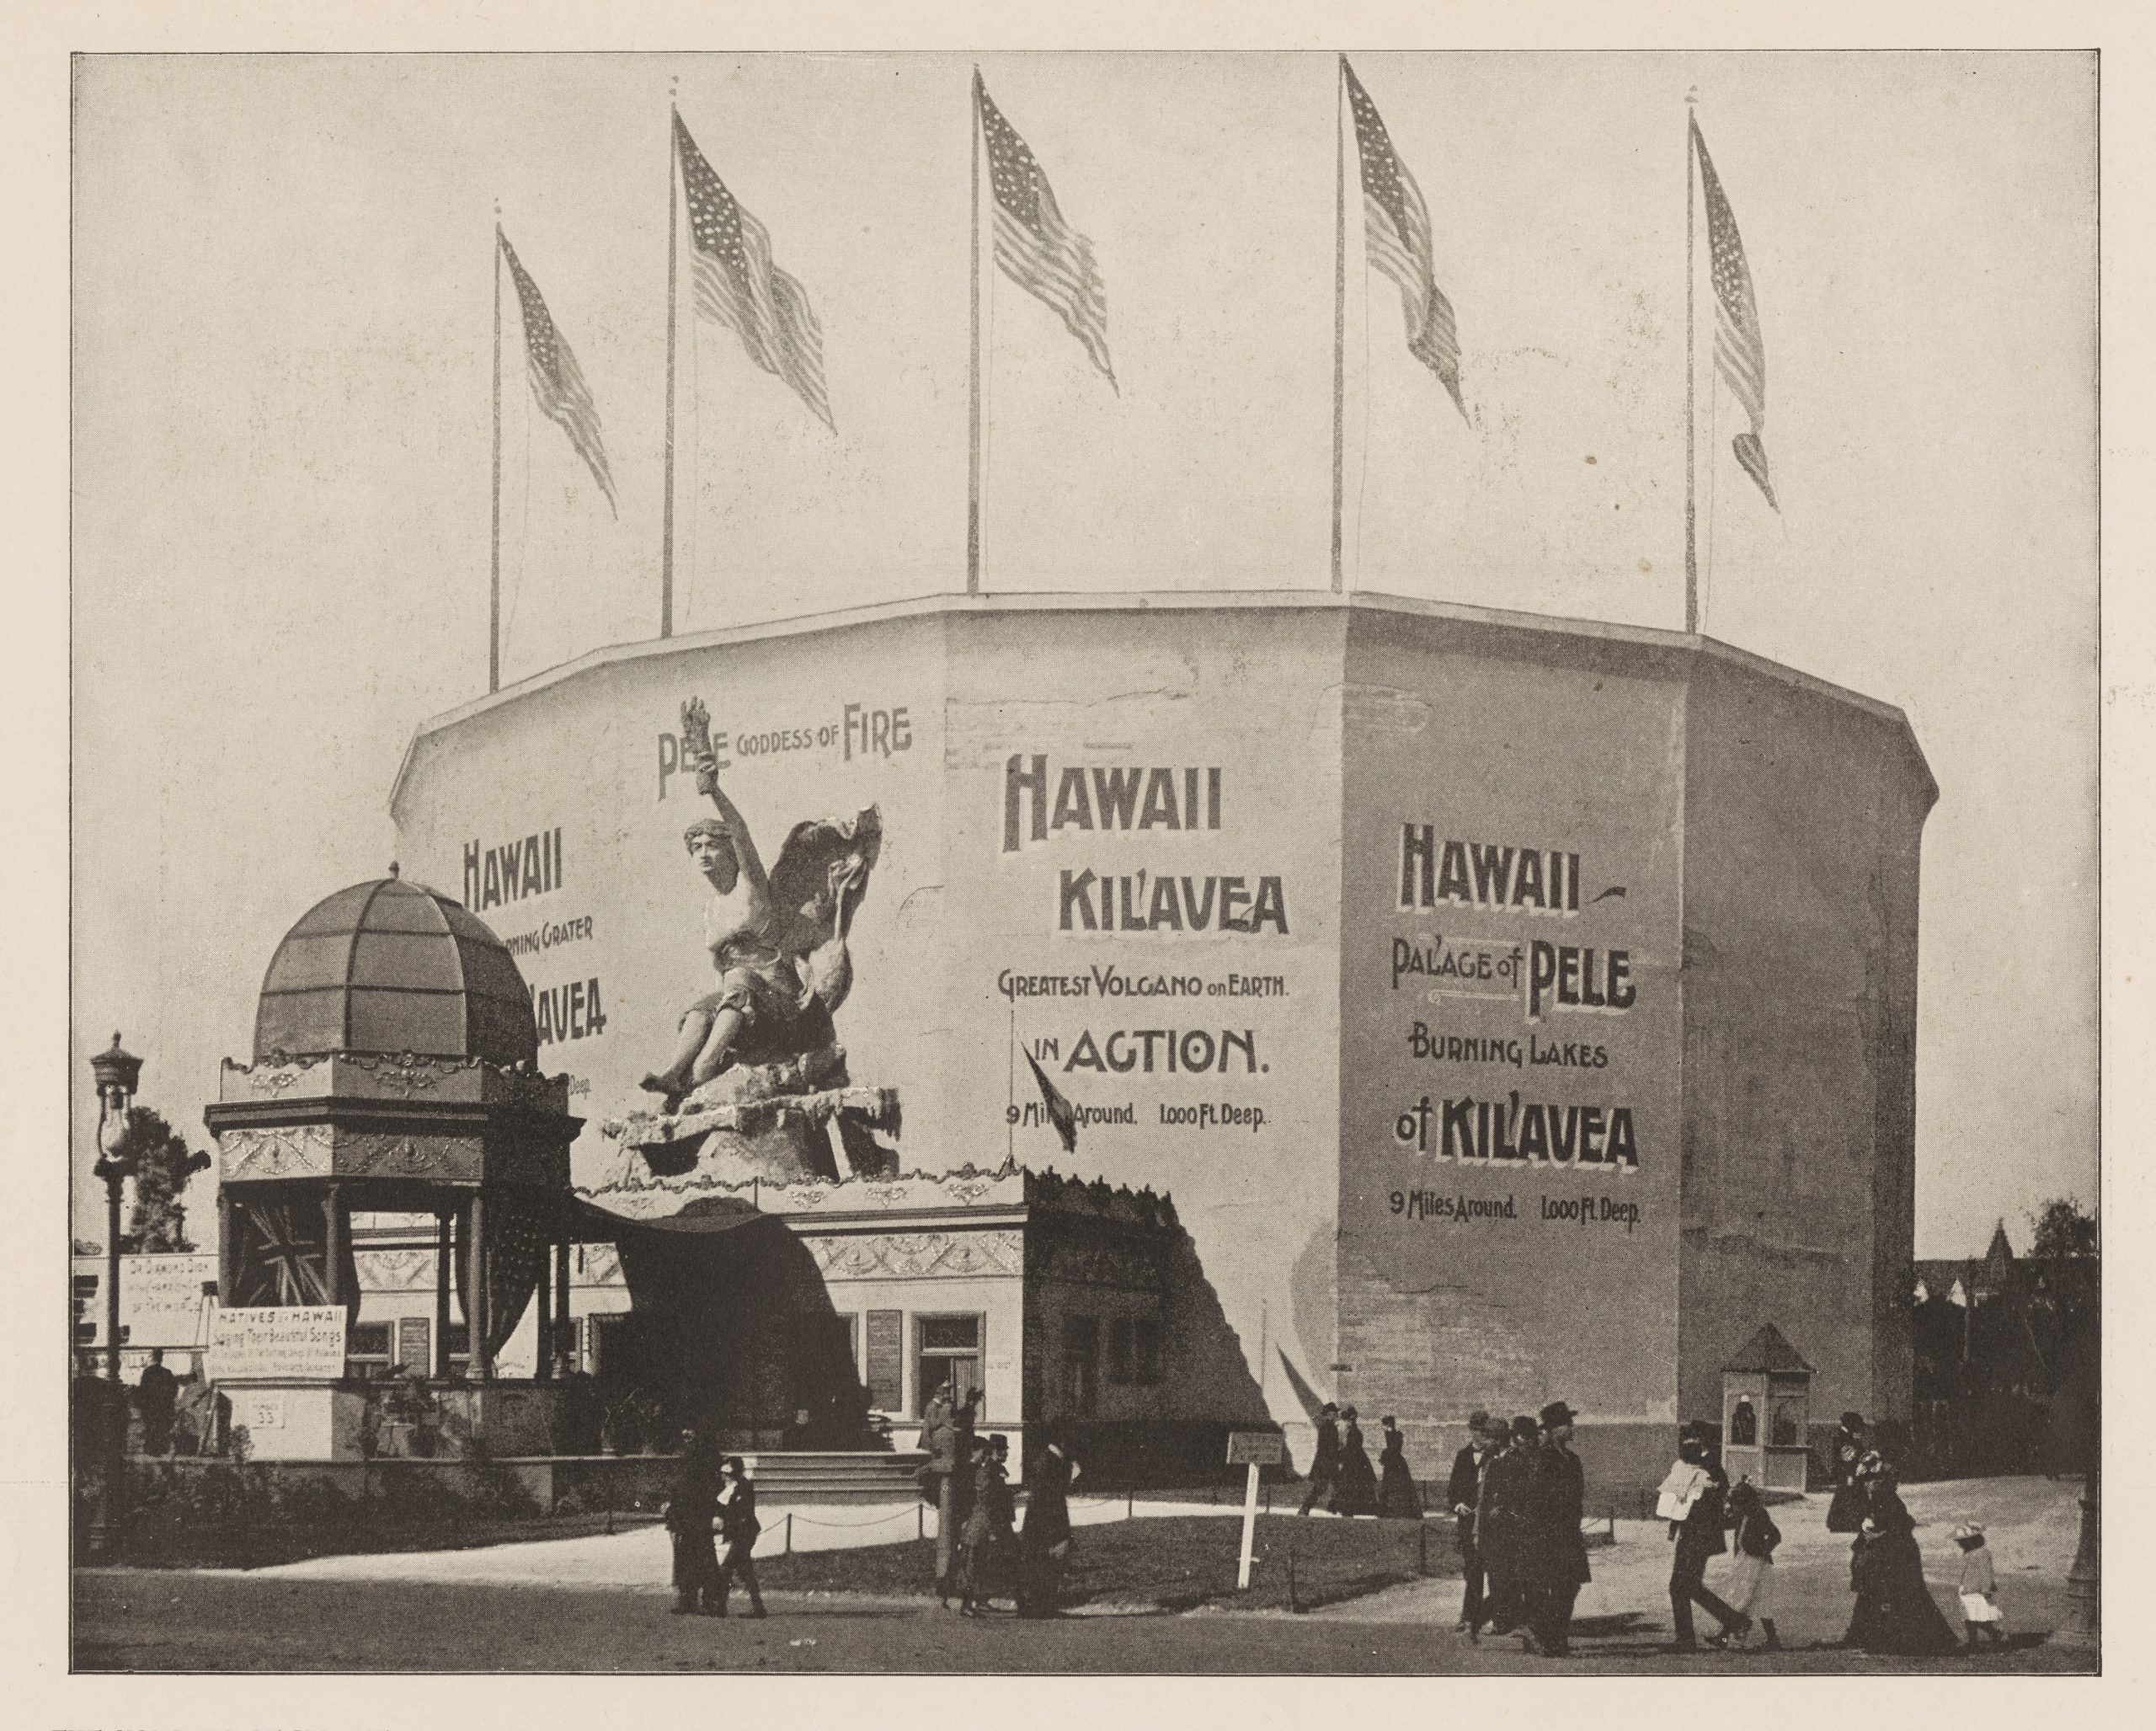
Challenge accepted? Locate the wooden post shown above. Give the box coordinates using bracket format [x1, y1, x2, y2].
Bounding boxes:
[432, 1208, 452, 1381]
[1236, 1460, 1262, 1589]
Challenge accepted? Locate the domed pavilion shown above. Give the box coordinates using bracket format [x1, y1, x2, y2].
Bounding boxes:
[203, 871, 582, 1391]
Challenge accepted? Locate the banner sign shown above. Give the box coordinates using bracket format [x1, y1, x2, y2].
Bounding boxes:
[207, 1305, 348, 1381]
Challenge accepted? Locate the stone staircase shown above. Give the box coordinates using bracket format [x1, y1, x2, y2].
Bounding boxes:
[738, 1450, 931, 1504]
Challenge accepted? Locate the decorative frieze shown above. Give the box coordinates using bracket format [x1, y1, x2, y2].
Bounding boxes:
[810, 1230, 1024, 1282]
[218, 1124, 334, 1181]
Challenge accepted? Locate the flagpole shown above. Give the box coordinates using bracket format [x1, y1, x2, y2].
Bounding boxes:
[1684, 94, 1699, 637]
[662, 94, 680, 641]
[1331, 57, 1348, 596]
[968, 69, 984, 597]
[490, 213, 503, 695]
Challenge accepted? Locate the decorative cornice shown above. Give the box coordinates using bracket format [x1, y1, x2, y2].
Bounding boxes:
[583, 1158, 1027, 1221]
[221, 1050, 575, 1112]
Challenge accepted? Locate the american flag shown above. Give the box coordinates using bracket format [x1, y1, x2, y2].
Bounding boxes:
[498, 229, 618, 516]
[975, 72, 1115, 388]
[456, 1194, 551, 1362]
[1342, 58, 1467, 423]
[674, 112, 835, 432]
[1690, 118, 1778, 510]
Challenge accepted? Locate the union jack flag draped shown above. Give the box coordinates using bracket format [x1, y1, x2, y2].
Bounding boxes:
[498, 229, 618, 515]
[1691, 118, 1778, 510]
[976, 72, 1116, 388]
[674, 112, 835, 432]
[1342, 57, 1467, 423]
[232, 1199, 359, 1322]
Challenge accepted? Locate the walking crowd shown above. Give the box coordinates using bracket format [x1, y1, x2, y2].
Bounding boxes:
[1434, 1402, 2009, 1659]
[654, 1392, 2010, 1654]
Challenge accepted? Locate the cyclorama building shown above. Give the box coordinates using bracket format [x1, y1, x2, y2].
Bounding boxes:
[376, 590, 1932, 1493]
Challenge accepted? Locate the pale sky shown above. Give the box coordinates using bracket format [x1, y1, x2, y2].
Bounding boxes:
[68, 51, 2096, 1256]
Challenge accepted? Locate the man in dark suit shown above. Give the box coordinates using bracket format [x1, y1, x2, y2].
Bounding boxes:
[1297, 1402, 1342, 1515]
[1476, 1415, 1540, 1636]
[135, 1349, 179, 1456]
[664, 1429, 722, 1615]
[712, 1456, 767, 1617]
[1665, 1420, 1748, 1651]
[1447, 1410, 1502, 1636]
[1525, 1400, 1590, 1657]
[1017, 1424, 1081, 1617]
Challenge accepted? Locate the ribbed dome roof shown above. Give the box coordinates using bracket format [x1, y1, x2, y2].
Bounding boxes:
[253, 875, 537, 1066]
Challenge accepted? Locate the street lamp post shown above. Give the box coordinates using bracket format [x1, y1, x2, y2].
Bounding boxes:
[89, 1033, 144, 1381]
[84, 1032, 142, 1562]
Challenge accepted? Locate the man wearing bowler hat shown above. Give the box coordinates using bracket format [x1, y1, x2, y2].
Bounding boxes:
[1525, 1400, 1590, 1657]
[1475, 1414, 1540, 1638]
[1447, 1410, 1504, 1636]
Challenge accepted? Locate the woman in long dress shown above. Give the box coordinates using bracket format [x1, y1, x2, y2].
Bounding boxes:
[1377, 1416, 1425, 1520]
[1330, 1405, 1381, 1516]
[1842, 1456, 1961, 1654]
[1825, 1412, 1870, 1534]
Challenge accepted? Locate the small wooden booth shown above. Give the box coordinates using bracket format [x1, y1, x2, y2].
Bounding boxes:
[1721, 1322, 1813, 1491]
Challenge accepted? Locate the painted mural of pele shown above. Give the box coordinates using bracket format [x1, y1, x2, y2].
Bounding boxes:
[640, 697, 881, 1112]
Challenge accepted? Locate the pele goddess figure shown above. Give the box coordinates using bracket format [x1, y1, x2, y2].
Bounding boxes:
[640, 697, 882, 1109]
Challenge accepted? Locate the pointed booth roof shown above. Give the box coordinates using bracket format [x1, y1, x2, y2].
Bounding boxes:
[1721, 1322, 1813, 1376]
[253, 875, 537, 1067]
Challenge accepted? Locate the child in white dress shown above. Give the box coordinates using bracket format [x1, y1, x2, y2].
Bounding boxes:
[1955, 1523, 2006, 1648]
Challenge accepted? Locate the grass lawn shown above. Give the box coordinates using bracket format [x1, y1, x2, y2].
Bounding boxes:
[755, 1513, 1459, 1613]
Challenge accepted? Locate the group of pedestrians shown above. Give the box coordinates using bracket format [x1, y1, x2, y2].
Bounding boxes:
[1294, 1403, 1428, 1520]
[664, 1429, 766, 1618]
[915, 1381, 1082, 1618]
[1654, 1408, 2006, 1657]
[1442, 1402, 1591, 1656]
[1825, 1412, 2003, 1654]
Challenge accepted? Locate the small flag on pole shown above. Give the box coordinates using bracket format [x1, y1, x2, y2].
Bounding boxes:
[1023, 1049, 1080, 1153]
[1342, 57, 1467, 422]
[976, 72, 1115, 388]
[498, 228, 618, 514]
[1690, 118, 1777, 510]
[674, 112, 835, 432]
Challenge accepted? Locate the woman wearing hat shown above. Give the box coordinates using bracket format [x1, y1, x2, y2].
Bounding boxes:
[1825, 1412, 1869, 1534]
[1841, 1455, 1960, 1654]
[1377, 1416, 1425, 1521]
[1330, 1406, 1380, 1517]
